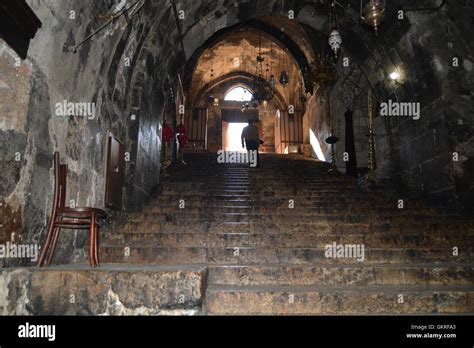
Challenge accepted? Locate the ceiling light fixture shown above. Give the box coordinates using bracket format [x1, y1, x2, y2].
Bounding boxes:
[389, 70, 400, 81]
[251, 33, 275, 104]
[360, 0, 386, 34]
[328, 0, 342, 59]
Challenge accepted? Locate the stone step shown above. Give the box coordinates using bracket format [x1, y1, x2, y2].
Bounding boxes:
[153, 194, 433, 207]
[152, 194, 394, 202]
[113, 220, 474, 235]
[158, 190, 370, 197]
[121, 213, 356, 224]
[144, 205, 438, 215]
[207, 264, 474, 286]
[122, 212, 470, 225]
[147, 198, 429, 207]
[149, 195, 410, 204]
[0, 265, 206, 315]
[160, 189, 367, 196]
[99, 246, 471, 265]
[102, 231, 474, 249]
[160, 179, 358, 188]
[204, 284, 474, 314]
[159, 184, 358, 191]
[168, 177, 355, 182]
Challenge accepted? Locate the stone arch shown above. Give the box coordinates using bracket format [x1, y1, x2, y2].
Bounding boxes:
[181, 17, 316, 92]
[193, 71, 288, 111]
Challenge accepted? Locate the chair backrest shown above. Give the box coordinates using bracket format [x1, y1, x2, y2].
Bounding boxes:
[59, 162, 67, 208]
[52, 152, 68, 210]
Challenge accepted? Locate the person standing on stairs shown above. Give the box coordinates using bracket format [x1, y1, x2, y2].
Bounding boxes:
[161, 116, 174, 176]
[175, 120, 188, 165]
[241, 118, 260, 168]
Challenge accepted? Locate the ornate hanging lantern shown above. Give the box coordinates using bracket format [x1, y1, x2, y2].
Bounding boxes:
[251, 34, 274, 104]
[303, 54, 338, 94]
[279, 70, 289, 86]
[269, 74, 276, 89]
[252, 76, 274, 103]
[360, 0, 385, 34]
[328, 30, 342, 58]
[277, 31, 290, 87]
[328, 0, 342, 59]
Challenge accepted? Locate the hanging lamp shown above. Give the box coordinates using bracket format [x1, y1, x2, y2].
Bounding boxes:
[328, 0, 342, 59]
[360, 0, 385, 34]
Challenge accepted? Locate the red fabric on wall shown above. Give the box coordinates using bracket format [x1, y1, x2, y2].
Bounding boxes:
[162, 122, 174, 142]
[175, 123, 188, 146]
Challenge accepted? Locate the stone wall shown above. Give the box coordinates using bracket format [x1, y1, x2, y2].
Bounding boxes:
[0, 0, 185, 266]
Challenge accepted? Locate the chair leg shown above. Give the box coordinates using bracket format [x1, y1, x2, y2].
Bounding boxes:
[46, 225, 61, 266]
[94, 222, 100, 267]
[38, 215, 57, 267]
[89, 213, 96, 267]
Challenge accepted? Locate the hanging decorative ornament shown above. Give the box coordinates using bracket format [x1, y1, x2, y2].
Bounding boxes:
[277, 29, 290, 87]
[303, 54, 338, 94]
[251, 33, 274, 104]
[241, 102, 250, 112]
[269, 74, 276, 89]
[328, 29, 342, 58]
[360, 0, 385, 34]
[328, 0, 342, 59]
[299, 83, 307, 104]
[253, 76, 274, 103]
[279, 70, 289, 86]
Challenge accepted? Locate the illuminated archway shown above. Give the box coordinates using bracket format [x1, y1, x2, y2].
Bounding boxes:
[224, 86, 253, 102]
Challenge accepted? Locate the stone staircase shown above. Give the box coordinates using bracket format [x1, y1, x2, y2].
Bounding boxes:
[98, 153, 474, 314]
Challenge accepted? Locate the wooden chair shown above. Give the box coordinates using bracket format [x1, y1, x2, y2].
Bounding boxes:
[38, 152, 106, 267]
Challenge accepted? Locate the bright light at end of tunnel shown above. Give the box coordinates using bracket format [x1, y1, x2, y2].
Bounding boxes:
[226, 123, 248, 152]
[310, 129, 326, 162]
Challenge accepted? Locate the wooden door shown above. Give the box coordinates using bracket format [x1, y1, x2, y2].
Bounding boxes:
[105, 133, 125, 210]
[278, 110, 303, 153]
[185, 108, 208, 151]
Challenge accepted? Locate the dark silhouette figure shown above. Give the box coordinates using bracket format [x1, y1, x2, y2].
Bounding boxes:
[241, 119, 260, 167]
[344, 109, 358, 177]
